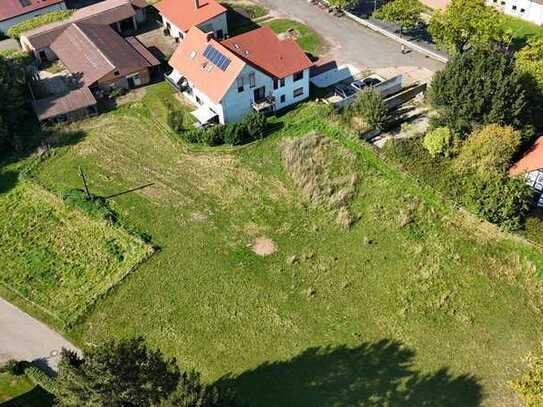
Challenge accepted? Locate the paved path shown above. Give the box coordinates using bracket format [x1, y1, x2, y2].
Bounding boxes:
[254, 0, 444, 72]
[0, 298, 78, 373]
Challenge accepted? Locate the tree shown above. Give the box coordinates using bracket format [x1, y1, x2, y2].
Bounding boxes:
[374, 0, 423, 34]
[453, 124, 521, 177]
[428, 0, 510, 54]
[161, 371, 244, 407]
[327, 0, 356, 9]
[511, 342, 543, 406]
[55, 337, 180, 406]
[422, 127, 454, 158]
[0, 51, 31, 153]
[351, 88, 391, 131]
[516, 38, 543, 92]
[429, 48, 529, 134]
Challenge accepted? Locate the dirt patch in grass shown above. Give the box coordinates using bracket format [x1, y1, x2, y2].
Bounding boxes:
[252, 237, 277, 256]
[281, 133, 358, 228]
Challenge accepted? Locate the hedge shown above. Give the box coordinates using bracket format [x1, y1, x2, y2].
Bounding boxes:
[8, 10, 73, 38]
[24, 366, 60, 396]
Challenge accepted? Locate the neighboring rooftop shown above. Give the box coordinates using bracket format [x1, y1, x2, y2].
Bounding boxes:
[222, 26, 313, 79]
[510, 136, 543, 176]
[155, 0, 226, 33]
[168, 27, 245, 103]
[50, 22, 157, 86]
[0, 0, 64, 22]
[21, 0, 135, 50]
[33, 86, 97, 121]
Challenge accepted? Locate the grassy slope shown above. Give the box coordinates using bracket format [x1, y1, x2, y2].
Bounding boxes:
[0, 178, 151, 328]
[0, 373, 53, 406]
[28, 84, 543, 405]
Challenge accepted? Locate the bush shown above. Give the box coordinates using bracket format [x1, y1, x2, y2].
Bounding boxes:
[461, 175, 532, 230]
[1, 359, 29, 375]
[167, 109, 186, 132]
[8, 10, 73, 38]
[24, 365, 60, 396]
[351, 88, 390, 131]
[240, 111, 266, 142]
[422, 127, 454, 158]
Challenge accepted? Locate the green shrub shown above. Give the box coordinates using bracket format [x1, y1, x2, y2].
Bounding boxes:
[2, 359, 29, 375]
[61, 189, 116, 223]
[167, 109, 186, 132]
[240, 111, 267, 141]
[422, 127, 454, 158]
[351, 88, 390, 131]
[198, 125, 224, 146]
[223, 123, 242, 145]
[8, 10, 73, 38]
[24, 366, 60, 396]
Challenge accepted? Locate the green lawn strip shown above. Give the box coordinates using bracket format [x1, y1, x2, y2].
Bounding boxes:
[28, 101, 543, 405]
[504, 15, 543, 49]
[264, 19, 324, 55]
[0, 181, 152, 328]
[221, 2, 268, 19]
[0, 372, 53, 406]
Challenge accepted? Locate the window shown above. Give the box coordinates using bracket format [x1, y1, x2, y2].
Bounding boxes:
[280, 95, 286, 103]
[249, 73, 256, 88]
[521, 8, 525, 12]
[273, 79, 278, 90]
[114, 70, 120, 76]
[19, 0, 31, 7]
[512, 5, 517, 10]
[280, 78, 285, 87]
[195, 95, 202, 105]
[293, 87, 304, 98]
[237, 78, 244, 92]
[293, 71, 303, 82]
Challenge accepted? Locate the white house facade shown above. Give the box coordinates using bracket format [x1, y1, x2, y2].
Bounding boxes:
[0, 0, 66, 34]
[156, 0, 228, 41]
[167, 26, 313, 125]
[487, 0, 543, 25]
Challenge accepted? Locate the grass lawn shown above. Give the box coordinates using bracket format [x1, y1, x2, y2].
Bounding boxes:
[504, 15, 543, 49]
[264, 18, 324, 55]
[21, 83, 543, 406]
[0, 373, 53, 406]
[0, 179, 152, 328]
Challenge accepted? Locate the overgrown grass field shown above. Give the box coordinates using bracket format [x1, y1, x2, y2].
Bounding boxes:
[18, 83, 543, 405]
[0, 181, 152, 327]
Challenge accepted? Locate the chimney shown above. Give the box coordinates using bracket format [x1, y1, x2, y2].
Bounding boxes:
[194, 0, 199, 8]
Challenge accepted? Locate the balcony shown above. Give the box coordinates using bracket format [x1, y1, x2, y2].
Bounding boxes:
[252, 96, 275, 112]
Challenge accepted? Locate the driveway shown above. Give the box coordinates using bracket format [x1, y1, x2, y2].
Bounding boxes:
[0, 298, 78, 373]
[252, 0, 444, 72]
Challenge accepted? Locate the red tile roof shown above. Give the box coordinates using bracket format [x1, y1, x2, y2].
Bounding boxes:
[222, 26, 313, 79]
[0, 0, 64, 22]
[155, 0, 226, 33]
[510, 136, 543, 176]
[169, 27, 245, 104]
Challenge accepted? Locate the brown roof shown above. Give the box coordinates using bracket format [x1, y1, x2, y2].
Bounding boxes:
[222, 27, 313, 79]
[0, 0, 64, 22]
[169, 27, 245, 103]
[126, 36, 161, 66]
[33, 87, 97, 120]
[510, 136, 543, 176]
[155, 0, 226, 33]
[22, 0, 135, 50]
[51, 23, 151, 85]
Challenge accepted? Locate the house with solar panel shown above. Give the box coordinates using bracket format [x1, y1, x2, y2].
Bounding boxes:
[0, 0, 67, 34]
[166, 26, 313, 125]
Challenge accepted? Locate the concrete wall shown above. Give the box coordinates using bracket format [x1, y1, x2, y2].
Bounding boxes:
[487, 0, 543, 25]
[0, 2, 66, 34]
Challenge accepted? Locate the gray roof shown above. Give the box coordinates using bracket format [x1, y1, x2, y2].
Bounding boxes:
[33, 87, 97, 120]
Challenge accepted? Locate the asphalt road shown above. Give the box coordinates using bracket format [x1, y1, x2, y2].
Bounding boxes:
[255, 0, 444, 72]
[0, 298, 78, 372]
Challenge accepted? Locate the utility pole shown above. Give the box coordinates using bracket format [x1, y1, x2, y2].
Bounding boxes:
[79, 166, 92, 200]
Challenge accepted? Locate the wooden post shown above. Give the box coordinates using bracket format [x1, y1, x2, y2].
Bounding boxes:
[79, 166, 91, 200]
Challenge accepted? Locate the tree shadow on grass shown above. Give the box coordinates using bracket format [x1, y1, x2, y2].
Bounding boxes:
[1, 385, 54, 407]
[216, 340, 482, 407]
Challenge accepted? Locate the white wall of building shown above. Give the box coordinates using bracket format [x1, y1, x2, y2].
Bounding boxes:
[272, 68, 310, 111]
[0, 1, 66, 34]
[487, 0, 543, 25]
[161, 12, 228, 40]
[525, 169, 543, 206]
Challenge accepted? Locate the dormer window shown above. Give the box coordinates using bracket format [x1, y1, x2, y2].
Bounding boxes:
[19, 0, 31, 7]
[189, 50, 196, 59]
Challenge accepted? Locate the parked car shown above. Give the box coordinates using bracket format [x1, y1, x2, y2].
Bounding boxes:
[351, 77, 382, 91]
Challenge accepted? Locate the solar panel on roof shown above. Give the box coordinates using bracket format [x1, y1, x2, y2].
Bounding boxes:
[202, 44, 231, 71]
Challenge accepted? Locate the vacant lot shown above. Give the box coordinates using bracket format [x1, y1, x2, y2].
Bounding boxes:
[0, 181, 151, 327]
[20, 83, 543, 405]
